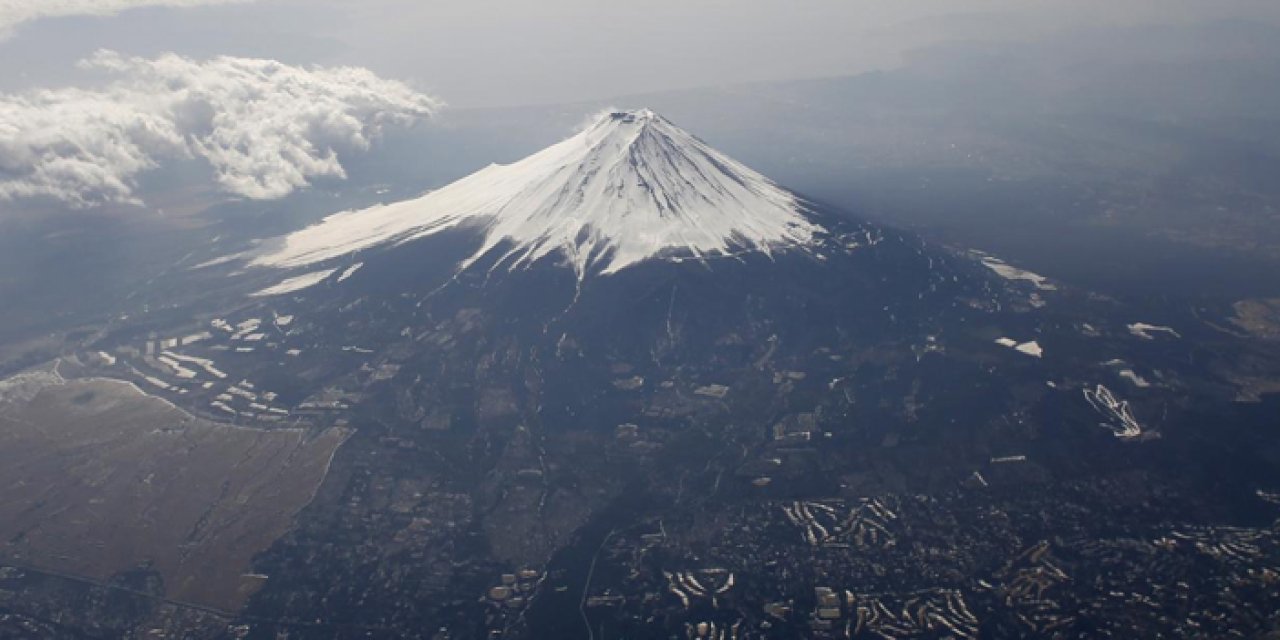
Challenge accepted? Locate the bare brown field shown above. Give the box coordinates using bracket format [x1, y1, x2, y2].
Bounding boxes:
[1232, 298, 1280, 341]
[0, 375, 349, 611]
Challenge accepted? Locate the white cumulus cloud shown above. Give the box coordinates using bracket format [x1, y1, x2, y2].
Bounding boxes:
[0, 50, 442, 207]
[0, 0, 256, 38]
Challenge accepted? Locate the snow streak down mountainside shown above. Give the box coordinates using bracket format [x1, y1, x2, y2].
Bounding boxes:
[249, 109, 823, 279]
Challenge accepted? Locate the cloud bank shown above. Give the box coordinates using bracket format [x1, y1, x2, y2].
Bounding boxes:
[0, 50, 442, 207]
[0, 0, 255, 38]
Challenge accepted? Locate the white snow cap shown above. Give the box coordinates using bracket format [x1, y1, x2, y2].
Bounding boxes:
[251, 108, 823, 279]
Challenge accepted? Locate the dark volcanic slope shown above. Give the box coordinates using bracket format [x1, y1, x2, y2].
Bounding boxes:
[96, 200, 1267, 639]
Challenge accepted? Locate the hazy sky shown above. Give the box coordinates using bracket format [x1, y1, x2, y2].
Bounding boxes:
[2, 0, 1278, 210]
[3, 0, 1279, 107]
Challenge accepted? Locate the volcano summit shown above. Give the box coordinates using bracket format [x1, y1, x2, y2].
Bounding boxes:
[250, 109, 823, 280]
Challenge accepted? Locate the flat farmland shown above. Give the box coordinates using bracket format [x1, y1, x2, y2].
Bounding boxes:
[0, 374, 349, 611]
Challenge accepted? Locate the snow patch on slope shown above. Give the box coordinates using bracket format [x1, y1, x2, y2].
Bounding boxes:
[251, 268, 335, 297]
[1084, 384, 1143, 439]
[250, 109, 822, 279]
[337, 263, 363, 283]
[977, 254, 1055, 291]
[1014, 341, 1044, 358]
[1128, 322, 1180, 340]
[995, 337, 1043, 358]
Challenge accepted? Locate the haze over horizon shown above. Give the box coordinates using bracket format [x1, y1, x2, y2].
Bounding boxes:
[1, 0, 1278, 107]
[3, 0, 1279, 216]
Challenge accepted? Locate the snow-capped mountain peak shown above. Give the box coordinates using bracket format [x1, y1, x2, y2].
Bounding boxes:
[250, 108, 823, 278]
